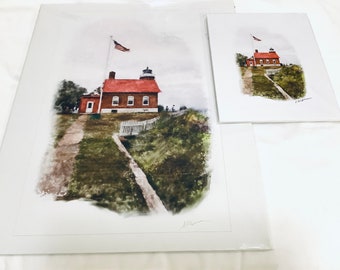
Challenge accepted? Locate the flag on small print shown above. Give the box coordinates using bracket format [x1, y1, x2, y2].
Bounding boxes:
[113, 40, 130, 52]
[252, 35, 261, 41]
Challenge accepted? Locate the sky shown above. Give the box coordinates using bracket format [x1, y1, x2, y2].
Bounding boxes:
[235, 28, 301, 65]
[224, 13, 315, 66]
[51, 3, 218, 111]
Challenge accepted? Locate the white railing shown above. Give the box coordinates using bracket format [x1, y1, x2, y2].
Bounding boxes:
[266, 68, 281, 76]
[119, 117, 159, 136]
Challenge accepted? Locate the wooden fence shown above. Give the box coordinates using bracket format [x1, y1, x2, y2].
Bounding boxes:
[119, 117, 159, 136]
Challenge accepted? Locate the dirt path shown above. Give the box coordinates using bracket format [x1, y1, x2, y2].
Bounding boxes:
[38, 114, 87, 196]
[38, 114, 168, 214]
[112, 133, 168, 214]
[242, 67, 254, 95]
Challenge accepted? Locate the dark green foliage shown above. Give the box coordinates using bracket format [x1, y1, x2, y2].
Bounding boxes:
[272, 65, 306, 99]
[236, 53, 248, 67]
[158, 105, 164, 112]
[54, 80, 87, 113]
[127, 109, 210, 213]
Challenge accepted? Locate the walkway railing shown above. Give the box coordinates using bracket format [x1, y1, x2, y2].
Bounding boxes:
[119, 117, 159, 136]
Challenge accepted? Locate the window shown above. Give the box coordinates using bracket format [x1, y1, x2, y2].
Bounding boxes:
[273, 59, 276, 64]
[87, 102, 93, 108]
[266, 59, 270, 64]
[259, 59, 263, 65]
[127, 96, 134, 106]
[112, 96, 119, 106]
[142, 96, 149, 105]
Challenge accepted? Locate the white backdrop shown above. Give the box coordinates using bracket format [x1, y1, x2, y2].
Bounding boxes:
[1, 0, 340, 269]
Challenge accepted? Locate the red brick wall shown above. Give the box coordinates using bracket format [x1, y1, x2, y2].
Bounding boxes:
[79, 96, 100, 113]
[246, 59, 255, 66]
[255, 58, 280, 65]
[101, 93, 158, 109]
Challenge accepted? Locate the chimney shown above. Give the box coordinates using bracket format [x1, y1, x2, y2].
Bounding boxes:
[255, 49, 258, 53]
[109, 71, 116, 79]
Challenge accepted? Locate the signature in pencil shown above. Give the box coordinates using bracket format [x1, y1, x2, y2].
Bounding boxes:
[179, 220, 209, 230]
[295, 97, 312, 103]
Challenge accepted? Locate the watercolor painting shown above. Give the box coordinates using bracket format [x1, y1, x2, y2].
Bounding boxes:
[36, 34, 211, 215]
[207, 13, 340, 123]
[236, 38, 306, 100]
[0, 5, 275, 254]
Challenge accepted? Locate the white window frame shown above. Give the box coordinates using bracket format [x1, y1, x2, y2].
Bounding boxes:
[142, 96, 149, 106]
[112, 96, 119, 106]
[127, 96, 134, 106]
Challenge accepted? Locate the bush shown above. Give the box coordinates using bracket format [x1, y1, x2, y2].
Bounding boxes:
[273, 65, 306, 99]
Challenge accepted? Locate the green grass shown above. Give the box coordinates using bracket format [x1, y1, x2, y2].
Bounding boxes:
[272, 65, 306, 99]
[240, 66, 306, 100]
[61, 113, 158, 214]
[251, 68, 286, 100]
[84, 113, 159, 138]
[63, 137, 149, 214]
[58, 111, 210, 214]
[126, 110, 211, 213]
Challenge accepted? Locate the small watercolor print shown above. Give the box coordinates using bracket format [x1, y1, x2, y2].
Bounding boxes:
[207, 13, 340, 122]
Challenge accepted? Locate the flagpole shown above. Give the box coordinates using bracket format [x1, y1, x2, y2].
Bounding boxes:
[250, 34, 255, 66]
[97, 35, 113, 114]
[251, 34, 262, 66]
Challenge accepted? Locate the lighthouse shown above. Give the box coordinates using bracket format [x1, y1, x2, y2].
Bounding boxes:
[139, 67, 155, 80]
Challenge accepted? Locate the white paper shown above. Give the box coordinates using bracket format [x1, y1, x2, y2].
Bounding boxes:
[207, 13, 340, 123]
[0, 3, 270, 254]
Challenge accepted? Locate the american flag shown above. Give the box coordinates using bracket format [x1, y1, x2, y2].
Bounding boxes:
[252, 35, 261, 41]
[113, 40, 130, 52]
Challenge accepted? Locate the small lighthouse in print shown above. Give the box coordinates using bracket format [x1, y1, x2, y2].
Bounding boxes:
[246, 48, 281, 67]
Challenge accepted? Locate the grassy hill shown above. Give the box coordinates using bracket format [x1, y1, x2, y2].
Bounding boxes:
[240, 65, 306, 100]
[250, 67, 286, 100]
[59, 110, 210, 214]
[125, 109, 211, 213]
[271, 65, 306, 99]
[61, 113, 158, 214]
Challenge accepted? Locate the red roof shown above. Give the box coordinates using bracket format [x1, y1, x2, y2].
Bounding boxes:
[254, 52, 280, 59]
[103, 79, 161, 93]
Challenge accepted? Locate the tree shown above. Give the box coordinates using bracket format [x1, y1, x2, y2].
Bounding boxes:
[158, 105, 164, 112]
[54, 80, 87, 113]
[236, 53, 248, 67]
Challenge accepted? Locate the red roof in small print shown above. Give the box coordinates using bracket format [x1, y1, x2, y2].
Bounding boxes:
[254, 52, 280, 59]
[103, 79, 161, 93]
